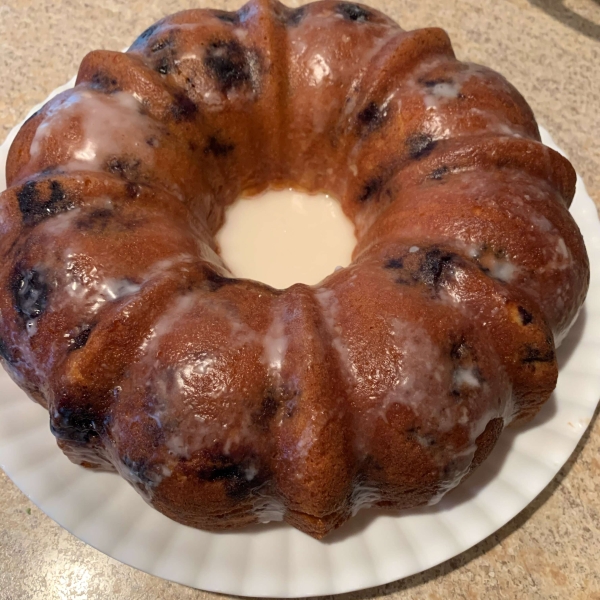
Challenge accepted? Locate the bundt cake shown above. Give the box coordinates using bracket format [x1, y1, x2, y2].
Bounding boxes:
[0, 0, 589, 538]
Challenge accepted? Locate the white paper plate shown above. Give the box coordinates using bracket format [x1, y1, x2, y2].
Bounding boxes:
[1, 79, 599, 597]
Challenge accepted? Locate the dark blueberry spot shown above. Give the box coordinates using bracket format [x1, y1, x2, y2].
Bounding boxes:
[336, 2, 372, 22]
[429, 166, 450, 181]
[407, 427, 437, 446]
[442, 457, 467, 479]
[449, 336, 484, 394]
[49, 180, 66, 205]
[518, 306, 533, 326]
[422, 78, 453, 88]
[252, 390, 279, 431]
[358, 177, 382, 202]
[151, 39, 170, 53]
[417, 249, 455, 289]
[68, 325, 94, 352]
[18, 179, 73, 226]
[203, 267, 239, 292]
[204, 135, 234, 157]
[151, 31, 179, 76]
[197, 454, 259, 499]
[156, 56, 172, 75]
[121, 455, 155, 485]
[199, 461, 243, 482]
[286, 6, 306, 26]
[40, 167, 59, 176]
[171, 92, 198, 122]
[238, 4, 253, 23]
[17, 181, 39, 219]
[357, 102, 380, 124]
[103, 409, 114, 428]
[285, 396, 299, 418]
[131, 22, 160, 48]
[125, 182, 141, 199]
[213, 10, 240, 24]
[50, 404, 99, 444]
[204, 39, 252, 93]
[450, 338, 469, 361]
[76, 208, 114, 232]
[106, 157, 141, 180]
[73, 204, 140, 234]
[146, 137, 158, 147]
[384, 257, 404, 270]
[0, 338, 14, 364]
[10, 266, 49, 322]
[90, 71, 119, 93]
[521, 345, 555, 364]
[357, 101, 388, 135]
[363, 455, 384, 472]
[406, 133, 437, 160]
[87, 207, 113, 224]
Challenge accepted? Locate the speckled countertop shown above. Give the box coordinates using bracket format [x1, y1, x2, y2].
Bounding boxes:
[1, 0, 599, 599]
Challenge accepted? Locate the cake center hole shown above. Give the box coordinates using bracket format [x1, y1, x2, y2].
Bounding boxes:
[216, 189, 357, 289]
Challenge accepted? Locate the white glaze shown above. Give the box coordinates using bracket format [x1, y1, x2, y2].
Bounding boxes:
[554, 304, 581, 348]
[63, 258, 141, 312]
[227, 317, 260, 349]
[467, 244, 520, 283]
[25, 320, 38, 337]
[350, 483, 382, 516]
[166, 433, 190, 459]
[538, 237, 574, 274]
[244, 464, 258, 481]
[40, 206, 83, 236]
[427, 447, 475, 506]
[262, 311, 289, 373]
[314, 287, 355, 379]
[140, 293, 196, 356]
[486, 257, 519, 283]
[308, 54, 331, 87]
[30, 89, 156, 173]
[382, 318, 448, 426]
[295, 422, 315, 459]
[529, 213, 553, 232]
[557, 238, 569, 259]
[253, 493, 286, 523]
[468, 107, 525, 138]
[217, 189, 356, 289]
[453, 367, 481, 389]
[423, 81, 461, 109]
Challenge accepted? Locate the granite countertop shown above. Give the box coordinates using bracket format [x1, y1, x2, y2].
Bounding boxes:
[1, 0, 599, 598]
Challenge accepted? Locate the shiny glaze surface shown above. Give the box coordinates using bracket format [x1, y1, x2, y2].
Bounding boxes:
[216, 188, 356, 289]
[0, 0, 589, 538]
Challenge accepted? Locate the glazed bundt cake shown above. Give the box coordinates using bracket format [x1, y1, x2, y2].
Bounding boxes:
[0, 0, 589, 538]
